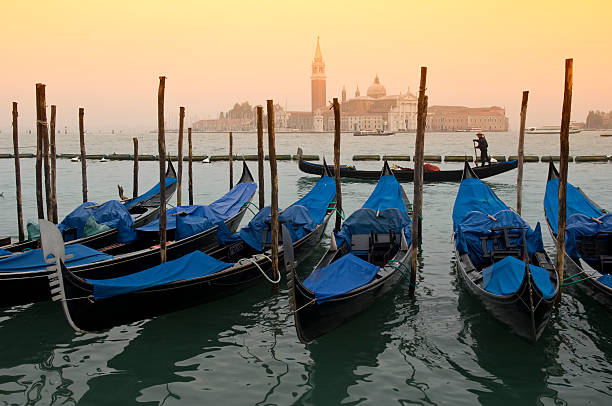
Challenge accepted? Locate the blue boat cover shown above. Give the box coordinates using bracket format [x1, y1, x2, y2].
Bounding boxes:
[124, 177, 177, 210]
[362, 174, 409, 214]
[482, 256, 556, 299]
[565, 213, 612, 258]
[452, 177, 508, 231]
[0, 248, 12, 256]
[136, 181, 257, 239]
[544, 177, 603, 236]
[303, 253, 380, 303]
[598, 274, 612, 289]
[0, 244, 113, 273]
[58, 201, 137, 243]
[85, 250, 233, 300]
[334, 174, 411, 249]
[219, 176, 335, 252]
[455, 209, 544, 266]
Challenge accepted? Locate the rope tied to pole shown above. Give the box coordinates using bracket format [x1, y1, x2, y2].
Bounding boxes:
[387, 259, 416, 287]
[237, 254, 281, 284]
[327, 207, 345, 220]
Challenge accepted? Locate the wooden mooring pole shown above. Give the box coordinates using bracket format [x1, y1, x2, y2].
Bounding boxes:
[42, 101, 51, 220]
[332, 98, 342, 231]
[410, 66, 428, 298]
[256, 106, 265, 209]
[12, 102, 25, 241]
[556, 58, 573, 305]
[35, 84, 45, 219]
[229, 131, 234, 190]
[132, 137, 139, 198]
[79, 107, 88, 202]
[188, 127, 193, 205]
[266, 100, 279, 283]
[158, 76, 168, 263]
[50, 105, 58, 223]
[177, 106, 185, 206]
[516, 91, 529, 215]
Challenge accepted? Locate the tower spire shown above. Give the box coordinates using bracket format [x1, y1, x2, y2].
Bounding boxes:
[314, 36, 323, 62]
[311, 36, 326, 112]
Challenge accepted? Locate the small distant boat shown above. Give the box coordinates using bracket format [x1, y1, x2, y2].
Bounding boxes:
[601, 133, 612, 137]
[202, 157, 211, 163]
[353, 129, 395, 136]
[526, 126, 581, 134]
[71, 156, 80, 162]
[99, 157, 108, 162]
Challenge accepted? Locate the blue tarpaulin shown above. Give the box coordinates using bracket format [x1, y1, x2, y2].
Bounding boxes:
[565, 213, 612, 258]
[482, 256, 555, 299]
[136, 182, 256, 238]
[57, 201, 136, 243]
[303, 253, 380, 303]
[544, 177, 604, 236]
[221, 176, 335, 252]
[0, 248, 12, 256]
[598, 274, 612, 289]
[334, 174, 411, 249]
[85, 250, 233, 300]
[455, 209, 545, 266]
[124, 177, 177, 210]
[362, 174, 409, 214]
[452, 177, 508, 231]
[0, 244, 113, 273]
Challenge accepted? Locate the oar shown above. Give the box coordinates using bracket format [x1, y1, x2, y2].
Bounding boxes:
[473, 140, 478, 166]
[522, 225, 537, 343]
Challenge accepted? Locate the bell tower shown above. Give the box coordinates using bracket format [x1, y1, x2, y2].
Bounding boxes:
[311, 36, 326, 113]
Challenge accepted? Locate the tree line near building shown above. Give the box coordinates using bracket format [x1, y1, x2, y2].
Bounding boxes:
[585, 110, 612, 129]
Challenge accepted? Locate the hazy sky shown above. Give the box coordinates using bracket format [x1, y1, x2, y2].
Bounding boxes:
[1, 0, 611, 131]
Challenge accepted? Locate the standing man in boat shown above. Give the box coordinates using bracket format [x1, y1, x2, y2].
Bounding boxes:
[473, 132, 490, 166]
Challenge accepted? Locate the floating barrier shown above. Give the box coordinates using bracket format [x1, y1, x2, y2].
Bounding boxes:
[292, 154, 320, 160]
[353, 154, 381, 161]
[508, 155, 539, 162]
[540, 156, 574, 162]
[445, 155, 473, 162]
[382, 155, 411, 161]
[265, 154, 291, 161]
[423, 155, 442, 162]
[574, 155, 609, 162]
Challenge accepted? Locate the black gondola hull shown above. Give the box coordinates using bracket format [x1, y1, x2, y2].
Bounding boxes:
[57, 212, 331, 332]
[0, 206, 246, 308]
[292, 249, 409, 343]
[298, 157, 517, 182]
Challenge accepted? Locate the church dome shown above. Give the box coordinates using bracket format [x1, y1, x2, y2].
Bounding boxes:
[367, 75, 386, 98]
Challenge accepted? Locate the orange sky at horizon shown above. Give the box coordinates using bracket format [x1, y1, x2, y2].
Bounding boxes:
[1, 0, 611, 131]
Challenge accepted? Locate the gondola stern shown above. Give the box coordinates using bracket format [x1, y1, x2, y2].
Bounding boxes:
[547, 160, 559, 181]
[461, 161, 478, 180]
[238, 160, 255, 184]
[321, 157, 333, 178]
[166, 158, 177, 179]
[381, 159, 393, 177]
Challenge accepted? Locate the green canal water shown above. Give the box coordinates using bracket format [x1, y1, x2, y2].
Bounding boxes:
[0, 131, 610, 405]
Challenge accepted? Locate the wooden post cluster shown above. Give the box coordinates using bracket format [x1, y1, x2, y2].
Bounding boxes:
[516, 91, 529, 215]
[266, 100, 279, 282]
[556, 58, 573, 304]
[229, 132, 234, 190]
[332, 98, 342, 231]
[256, 106, 265, 209]
[158, 76, 168, 263]
[12, 102, 25, 241]
[35, 84, 46, 219]
[79, 107, 88, 203]
[410, 66, 428, 297]
[177, 106, 185, 206]
[188, 127, 194, 205]
[50, 105, 58, 223]
[132, 137, 139, 198]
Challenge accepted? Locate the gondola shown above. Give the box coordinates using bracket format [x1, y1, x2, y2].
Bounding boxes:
[0, 161, 257, 308]
[452, 161, 558, 341]
[544, 161, 612, 310]
[0, 160, 178, 254]
[290, 161, 413, 343]
[296, 147, 517, 182]
[41, 165, 337, 332]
